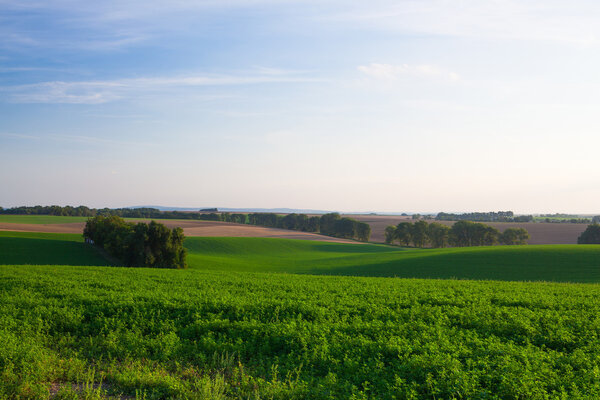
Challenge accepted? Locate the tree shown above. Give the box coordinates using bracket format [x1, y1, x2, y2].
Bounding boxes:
[449, 220, 499, 247]
[500, 228, 530, 245]
[395, 222, 413, 246]
[356, 222, 371, 242]
[334, 218, 357, 239]
[578, 224, 600, 244]
[84, 216, 187, 269]
[306, 216, 320, 232]
[411, 220, 429, 248]
[320, 213, 341, 236]
[592, 216, 600, 224]
[479, 225, 500, 246]
[384, 225, 396, 244]
[427, 222, 450, 248]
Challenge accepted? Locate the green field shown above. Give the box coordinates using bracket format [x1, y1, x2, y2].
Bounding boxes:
[186, 237, 600, 282]
[3, 231, 600, 282]
[2, 231, 600, 398]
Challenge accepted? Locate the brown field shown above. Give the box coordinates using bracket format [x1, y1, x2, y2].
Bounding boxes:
[0, 220, 356, 244]
[345, 214, 588, 245]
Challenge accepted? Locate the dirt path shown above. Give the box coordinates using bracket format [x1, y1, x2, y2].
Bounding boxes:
[0, 221, 357, 244]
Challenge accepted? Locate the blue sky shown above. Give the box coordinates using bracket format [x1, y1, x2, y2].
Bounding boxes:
[2, 0, 600, 213]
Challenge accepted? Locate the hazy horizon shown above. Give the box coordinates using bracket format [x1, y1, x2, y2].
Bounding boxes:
[2, 1, 600, 214]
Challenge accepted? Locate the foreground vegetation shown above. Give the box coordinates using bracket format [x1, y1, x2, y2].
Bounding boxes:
[3, 231, 600, 398]
[3, 264, 600, 399]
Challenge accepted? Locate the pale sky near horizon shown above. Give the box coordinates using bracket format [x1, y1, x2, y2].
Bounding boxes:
[2, 0, 600, 214]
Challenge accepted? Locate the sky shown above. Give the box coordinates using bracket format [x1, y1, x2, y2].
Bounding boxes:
[2, 0, 600, 214]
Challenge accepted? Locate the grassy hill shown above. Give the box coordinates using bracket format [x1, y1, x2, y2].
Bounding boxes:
[0, 231, 114, 266]
[2, 231, 600, 282]
[185, 237, 600, 282]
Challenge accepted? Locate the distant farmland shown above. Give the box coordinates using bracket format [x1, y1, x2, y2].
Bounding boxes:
[347, 214, 589, 245]
[0, 216, 355, 243]
[0, 214, 591, 244]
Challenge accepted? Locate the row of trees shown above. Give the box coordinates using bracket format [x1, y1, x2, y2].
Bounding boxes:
[245, 212, 370, 241]
[542, 218, 592, 224]
[83, 216, 187, 268]
[385, 220, 530, 248]
[435, 211, 533, 223]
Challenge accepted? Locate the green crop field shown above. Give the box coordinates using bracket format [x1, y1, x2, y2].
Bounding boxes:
[3, 232, 600, 282]
[185, 237, 600, 282]
[2, 231, 600, 399]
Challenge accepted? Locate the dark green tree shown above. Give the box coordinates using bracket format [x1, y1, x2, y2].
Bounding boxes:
[395, 222, 413, 246]
[578, 224, 600, 244]
[356, 222, 371, 242]
[334, 218, 357, 239]
[411, 220, 429, 248]
[320, 213, 341, 236]
[384, 225, 396, 244]
[427, 222, 450, 248]
[500, 228, 530, 245]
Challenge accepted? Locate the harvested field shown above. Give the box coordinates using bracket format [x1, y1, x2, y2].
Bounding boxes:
[0, 220, 355, 243]
[346, 214, 588, 245]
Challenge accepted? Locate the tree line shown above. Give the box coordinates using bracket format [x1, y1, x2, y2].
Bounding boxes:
[385, 220, 530, 248]
[83, 216, 187, 269]
[1, 205, 371, 242]
[246, 212, 370, 241]
[435, 211, 533, 223]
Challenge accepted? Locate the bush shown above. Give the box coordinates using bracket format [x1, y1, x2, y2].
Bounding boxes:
[500, 228, 530, 245]
[578, 224, 600, 244]
[84, 216, 187, 268]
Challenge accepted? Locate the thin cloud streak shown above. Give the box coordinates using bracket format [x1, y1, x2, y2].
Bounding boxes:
[0, 131, 157, 147]
[0, 70, 322, 104]
[358, 63, 460, 82]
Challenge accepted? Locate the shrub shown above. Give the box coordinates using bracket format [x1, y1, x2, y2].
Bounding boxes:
[84, 216, 186, 268]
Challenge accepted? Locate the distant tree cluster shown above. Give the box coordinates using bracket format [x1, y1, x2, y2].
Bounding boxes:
[542, 217, 591, 224]
[83, 216, 187, 269]
[578, 224, 600, 244]
[247, 212, 370, 242]
[436, 211, 533, 223]
[1, 205, 97, 216]
[318, 213, 371, 241]
[385, 220, 530, 248]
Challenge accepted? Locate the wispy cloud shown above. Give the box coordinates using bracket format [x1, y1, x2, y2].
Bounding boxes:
[357, 63, 459, 82]
[0, 131, 156, 147]
[0, 70, 320, 104]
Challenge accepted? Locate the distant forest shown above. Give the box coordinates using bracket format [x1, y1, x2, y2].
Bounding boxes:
[0, 205, 371, 242]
